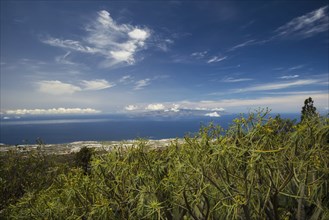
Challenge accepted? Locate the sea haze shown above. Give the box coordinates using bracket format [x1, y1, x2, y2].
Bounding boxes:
[0, 113, 299, 145]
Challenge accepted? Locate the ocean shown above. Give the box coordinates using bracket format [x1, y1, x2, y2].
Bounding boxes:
[0, 113, 299, 145]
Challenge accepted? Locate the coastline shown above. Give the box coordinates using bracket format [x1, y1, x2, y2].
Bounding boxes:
[0, 138, 182, 155]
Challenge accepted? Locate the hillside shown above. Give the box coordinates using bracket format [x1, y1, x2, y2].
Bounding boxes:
[1, 108, 328, 219]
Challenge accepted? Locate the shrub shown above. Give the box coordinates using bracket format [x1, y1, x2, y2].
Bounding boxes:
[0, 146, 74, 217]
[75, 146, 93, 174]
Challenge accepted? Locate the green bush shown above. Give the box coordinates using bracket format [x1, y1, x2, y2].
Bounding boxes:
[4, 110, 329, 219]
[75, 146, 93, 174]
[0, 146, 74, 217]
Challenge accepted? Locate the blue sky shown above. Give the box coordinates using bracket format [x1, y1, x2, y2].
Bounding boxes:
[1, 1, 328, 116]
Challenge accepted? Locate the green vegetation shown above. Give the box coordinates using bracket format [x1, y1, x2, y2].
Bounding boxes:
[75, 146, 93, 175]
[0, 147, 75, 216]
[1, 100, 328, 219]
[301, 97, 318, 122]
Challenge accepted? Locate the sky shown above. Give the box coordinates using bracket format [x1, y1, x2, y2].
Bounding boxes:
[1, 1, 328, 117]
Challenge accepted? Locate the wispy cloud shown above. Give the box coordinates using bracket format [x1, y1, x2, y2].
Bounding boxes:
[225, 6, 328, 53]
[118, 75, 165, 90]
[173, 51, 225, 64]
[279, 75, 299, 79]
[222, 77, 253, 83]
[264, 90, 326, 95]
[42, 10, 151, 67]
[156, 39, 174, 52]
[274, 65, 304, 72]
[288, 65, 304, 71]
[275, 5, 329, 39]
[239, 20, 255, 30]
[37, 80, 82, 95]
[134, 78, 151, 90]
[5, 108, 101, 115]
[119, 75, 134, 84]
[191, 51, 208, 59]
[207, 56, 227, 63]
[228, 39, 256, 51]
[171, 48, 226, 65]
[81, 79, 115, 91]
[175, 93, 328, 113]
[55, 51, 75, 65]
[234, 79, 320, 93]
[43, 38, 98, 53]
[37, 79, 114, 95]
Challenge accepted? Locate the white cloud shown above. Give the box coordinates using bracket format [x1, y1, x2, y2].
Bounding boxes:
[155, 38, 174, 52]
[128, 28, 150, 40]
[195, 107, 208, 111]
[37, 79, 114, 95]
[81, 79, 115, 91]
[38, 80, 82, 95]
[86, 10, 150, 65]
[124, 103, 180, 112]
[5, 108, 101, 115]
[42, 38, 98, 54]
[123, 103, 224, 114]
[223, 6, 328, 52]
[110, 50, 134, 64]
[207, 56, 227, 63]
[119, 75, 134, 84]
[228, 39, 255, 51]
[42, 10, 151, 67]
[211, 107, 225, 111]
[164, 104, 180, 112]
[275, 5, 329, 39]
[134, 78, 151, 90]
[279, 75, 299, 79]
[288, 65, 304, 71]
[125, 105, 139, 111]
[265, 90, 325, 95]
[145, 104, 166, 111]
[234, 79, 320, 93]
[121, 92, 328, 114]
[205, 112, 221, 117]
[222, 77, 253, 83]
[184, 106, 225, 112]
[55, 51, 75, 65]
[96, 10, 115, 27]
[178, 93, 329, 113]
[170, 104, 180, 112]
[191, 51, 208, 59]
[274, 65, 304, 72]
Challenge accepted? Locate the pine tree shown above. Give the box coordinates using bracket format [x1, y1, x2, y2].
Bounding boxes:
[301, 97, 317, 122]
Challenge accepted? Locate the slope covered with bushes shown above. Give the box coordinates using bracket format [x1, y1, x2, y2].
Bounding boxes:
[1, 108, 329, 219]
